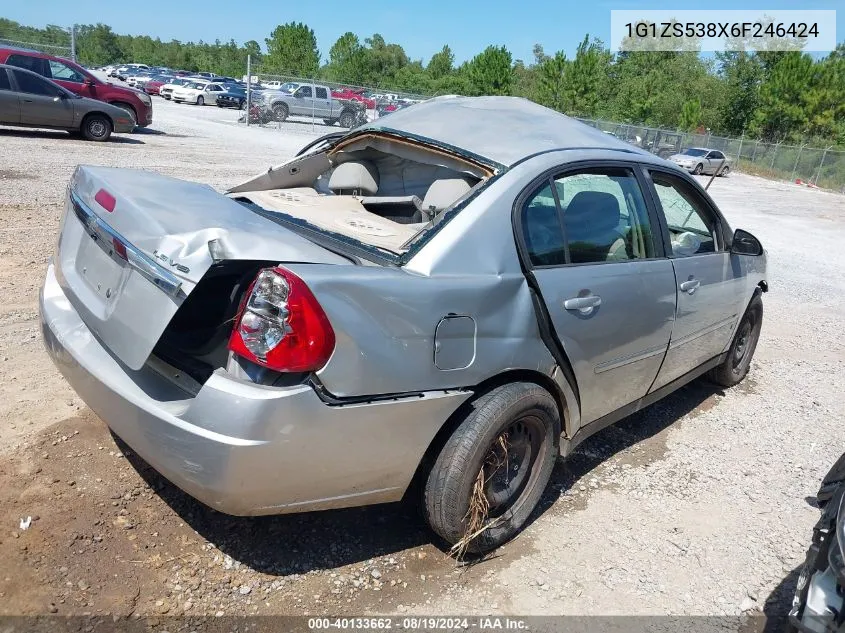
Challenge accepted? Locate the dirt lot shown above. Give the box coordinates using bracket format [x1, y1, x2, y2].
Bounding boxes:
[1, 98, 844, 623]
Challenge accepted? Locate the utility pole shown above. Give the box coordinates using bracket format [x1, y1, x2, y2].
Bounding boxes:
[246, 54, 251, 127]
[70, 24, 76, 61]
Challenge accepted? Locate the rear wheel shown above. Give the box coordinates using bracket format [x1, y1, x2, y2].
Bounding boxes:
[272, 103, 289, 122]
[708, 294, 763, 387]
[339, 110, 356, 128]
[197, 96, 205, 106]
[81, 114, 113, 142]
[424, 382, 558, 555]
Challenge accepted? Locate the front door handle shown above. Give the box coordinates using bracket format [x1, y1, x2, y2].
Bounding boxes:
[564, 294, 602, 315]
[680, 279, 701, 294]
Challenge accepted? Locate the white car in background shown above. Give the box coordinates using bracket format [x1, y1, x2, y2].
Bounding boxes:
[172, 81, 226, 105]
[159, 77, 194, 100]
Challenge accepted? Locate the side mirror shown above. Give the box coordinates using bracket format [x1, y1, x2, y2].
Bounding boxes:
[83, 78, 95, 86]
[730, 229, 763, 256]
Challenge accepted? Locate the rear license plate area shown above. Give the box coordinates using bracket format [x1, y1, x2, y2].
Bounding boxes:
[76, 235, 125, 304]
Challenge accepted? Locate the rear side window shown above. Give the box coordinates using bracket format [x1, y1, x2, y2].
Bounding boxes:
[521, 184, 567, 267]
[519, 167, 656, 267]
[556, 169, 655, 263]
[6, 54, 50, 77]
[0, 69, 10, 91]
[12, 70, 61, 97]
[315, 87, 327, 99]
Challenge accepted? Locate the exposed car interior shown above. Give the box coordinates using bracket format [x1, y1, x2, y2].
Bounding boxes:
[229, 133, 488, 254]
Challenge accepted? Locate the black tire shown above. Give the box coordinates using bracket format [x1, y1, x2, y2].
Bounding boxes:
[693, 163, 704, 175]
[719, 165, 730, 177]
[339, 110, 356, 128]
[424, 382, 559, 554]
[239, 100, 247, 110]
[323, 118, 337, 126]
[197, 96, 204, 106]
[708, 294, 763, 387]
[81, 114, 113, 142]
[272, 103, 288, 122]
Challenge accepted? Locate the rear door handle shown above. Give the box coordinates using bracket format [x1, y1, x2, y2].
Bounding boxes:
[680, 279, 701, 294]
[564, 294, 602, 314]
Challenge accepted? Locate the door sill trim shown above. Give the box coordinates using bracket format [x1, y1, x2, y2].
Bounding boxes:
[560, 352, 726, 458]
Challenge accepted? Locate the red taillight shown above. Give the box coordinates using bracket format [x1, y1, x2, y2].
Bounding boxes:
[94, 189, 116, 213]
[228, 267, 335, 373]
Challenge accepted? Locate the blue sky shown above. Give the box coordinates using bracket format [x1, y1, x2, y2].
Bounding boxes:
[3, 0, 842, 64]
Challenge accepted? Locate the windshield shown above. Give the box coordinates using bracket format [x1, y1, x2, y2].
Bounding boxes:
[681, 148, 708, 157]
[188, 82, 207, 89]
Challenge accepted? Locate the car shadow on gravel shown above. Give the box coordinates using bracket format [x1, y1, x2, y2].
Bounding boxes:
[0, 128, 145, 144]
[530, 378, 726, 526]
[117, 433, 430, 576]
[740, 564, 801, 633]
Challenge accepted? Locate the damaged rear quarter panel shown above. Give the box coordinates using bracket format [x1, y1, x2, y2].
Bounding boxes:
[288, 263, 556, 398]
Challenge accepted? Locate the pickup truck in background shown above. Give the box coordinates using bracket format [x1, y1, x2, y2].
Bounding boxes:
[260, 83, 366, 128]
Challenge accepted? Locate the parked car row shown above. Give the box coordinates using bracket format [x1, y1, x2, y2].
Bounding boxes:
[0, 46, 153, 140]
[0, 63, 134, 140]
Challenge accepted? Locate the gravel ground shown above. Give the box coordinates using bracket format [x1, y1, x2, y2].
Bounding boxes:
[1, 98, 844, 625]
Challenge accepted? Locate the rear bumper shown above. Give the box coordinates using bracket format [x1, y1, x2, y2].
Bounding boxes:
[40, 263, 469, 515]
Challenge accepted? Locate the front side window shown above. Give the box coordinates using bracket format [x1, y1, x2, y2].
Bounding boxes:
[13, 70, 61, 97]
[298, 86, 312, 98]
[650, 172, 720, 257]
[0, 69, 10, 91]
[48, 60, 85, 83]
[520, 167, 656, 266]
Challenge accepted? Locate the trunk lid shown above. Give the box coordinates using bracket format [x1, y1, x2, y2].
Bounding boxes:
[56, 165, 349, 370]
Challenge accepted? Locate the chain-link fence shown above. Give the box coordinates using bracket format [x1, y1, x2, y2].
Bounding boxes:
[577, 118, 845, 192]
[0, 37, 73, 58]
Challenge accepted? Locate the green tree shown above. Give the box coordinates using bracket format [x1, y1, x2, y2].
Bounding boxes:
[717, 50, 764, 135]
[75, 24, 124, 66]
[264, 22, 320, 76]
[561, 35, 611, 116]
[536, 51, 567, 111]
[679, 99, 702, 131]
[466, 45, 513, 96]
[427, 45, 454, 80]
[750, 52, 814, 141]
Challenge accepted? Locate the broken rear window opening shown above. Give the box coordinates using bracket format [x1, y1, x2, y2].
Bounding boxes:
[227, 131, 498, 264]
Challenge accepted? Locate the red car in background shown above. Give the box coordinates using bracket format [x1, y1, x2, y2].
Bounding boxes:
[331, 88, 375, 109]
[0, 47, 153, 127]
[143, 76, 173, 96]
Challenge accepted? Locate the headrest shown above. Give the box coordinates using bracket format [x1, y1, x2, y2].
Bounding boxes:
[422, 178, 473, 213]
[328, 161, 379, 195]
[564, 191, 621, 238]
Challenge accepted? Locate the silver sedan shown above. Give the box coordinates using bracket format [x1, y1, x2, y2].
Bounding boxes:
[669, 147, 732, 176]
[40, 96, 767, 554]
